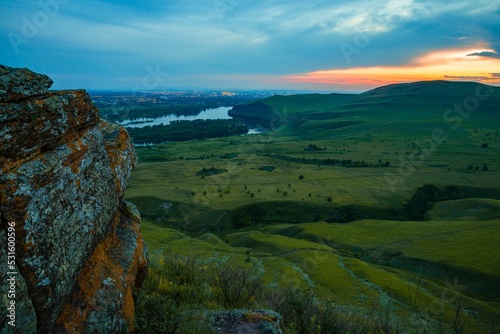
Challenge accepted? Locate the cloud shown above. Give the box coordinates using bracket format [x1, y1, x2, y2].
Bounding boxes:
[444, 75, 495, 81]
[1, 0, 500, 89]
[467, 51, 500, 58]
[282, 47, 500, 90]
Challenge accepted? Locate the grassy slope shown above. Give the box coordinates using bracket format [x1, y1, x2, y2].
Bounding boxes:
[229, 93, 358, 123]
[261, 219, 500, 278]
[140, 208, 500, 326]
[426, 198, 500, 221]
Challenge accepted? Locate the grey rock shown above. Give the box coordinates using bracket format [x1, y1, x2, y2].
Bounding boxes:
[0, 65, 53, 102]
[0, 65, 147, 333]
[0, 229, 37, 334]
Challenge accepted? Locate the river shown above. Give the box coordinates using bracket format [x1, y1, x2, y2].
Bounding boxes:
[119, 106, 233, 128]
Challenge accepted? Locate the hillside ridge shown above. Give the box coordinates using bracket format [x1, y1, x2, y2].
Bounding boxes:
[228, 80, 499, 130]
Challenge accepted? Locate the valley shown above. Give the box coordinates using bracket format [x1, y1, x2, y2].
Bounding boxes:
[120, 81, 500, 332]
[4, 1, 500, 332]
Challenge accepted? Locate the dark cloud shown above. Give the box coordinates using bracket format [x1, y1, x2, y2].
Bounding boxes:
[467, 51, 500, 58]
[444, 74, 500, 81]
[444, 75, 492, 81]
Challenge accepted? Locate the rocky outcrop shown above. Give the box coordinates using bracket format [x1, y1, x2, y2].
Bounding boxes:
[0, 65, 148, 333]
[0, 65, 53, 102]
[212, 310, 283, 334]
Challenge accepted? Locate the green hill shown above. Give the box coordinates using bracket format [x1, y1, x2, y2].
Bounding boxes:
[228, 92, 357, 127]
[229, 81, 500, 140]
[426, 198, 500, 221]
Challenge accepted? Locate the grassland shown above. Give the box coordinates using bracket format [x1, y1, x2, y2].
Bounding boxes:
[128, 81, 500, 332]
[138, 212, 500, 331]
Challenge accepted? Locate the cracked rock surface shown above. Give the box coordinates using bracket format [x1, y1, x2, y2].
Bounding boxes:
[0, 65, 148, 333]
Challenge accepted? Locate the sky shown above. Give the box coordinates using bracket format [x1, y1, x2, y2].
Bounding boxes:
[1, 0, 500, 91]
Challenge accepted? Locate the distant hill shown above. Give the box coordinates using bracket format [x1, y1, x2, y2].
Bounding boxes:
[345, 80, 500, 108]
[229, 80, 500, 139]
[228, 92, 357, 127]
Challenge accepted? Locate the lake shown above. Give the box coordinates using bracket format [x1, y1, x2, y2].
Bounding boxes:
[119, 106, 233, 128]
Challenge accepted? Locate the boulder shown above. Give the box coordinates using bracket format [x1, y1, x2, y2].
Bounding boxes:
[0, 65, 147, 333]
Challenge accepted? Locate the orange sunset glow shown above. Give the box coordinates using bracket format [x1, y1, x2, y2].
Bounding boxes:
[283, 48, 500, 90]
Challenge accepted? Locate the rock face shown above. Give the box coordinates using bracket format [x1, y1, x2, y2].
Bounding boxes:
[0, 65, 148, 333]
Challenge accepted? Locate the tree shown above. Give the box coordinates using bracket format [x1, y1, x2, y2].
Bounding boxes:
[299, 175, 304, 180]
[483, 164, 489, 171]
[404, 184, 440, 220]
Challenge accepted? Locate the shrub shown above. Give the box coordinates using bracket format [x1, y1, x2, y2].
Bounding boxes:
[266, 287, 402, 334]
[403, 184, 439, 220]
[134, 293, 176, 334]
[214, 265, 263, 309]
[231, 204, 266, 228]
[135, 254, 263, 332]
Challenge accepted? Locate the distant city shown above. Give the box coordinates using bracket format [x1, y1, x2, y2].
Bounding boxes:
[89, 89, 316, 109]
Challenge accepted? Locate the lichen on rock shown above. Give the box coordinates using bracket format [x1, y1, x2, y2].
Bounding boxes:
[0, 65, 53, 102]
[0, 64, 148, 333]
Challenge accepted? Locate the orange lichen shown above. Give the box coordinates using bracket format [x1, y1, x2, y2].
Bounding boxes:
[103, 126, 136, 195]
[55, 211, 123, 331]
[123, 281, 136, 331]
[62, 137, 90, 175]
[244, 310, 278, 323]
[54, 208, 145, 333]
[1, 90, 100, 170]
